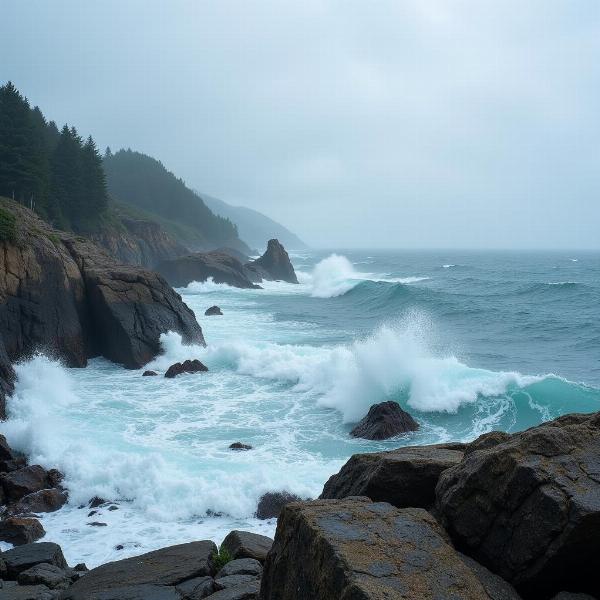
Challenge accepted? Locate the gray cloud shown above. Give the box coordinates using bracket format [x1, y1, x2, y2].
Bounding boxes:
[1, 0, 599, 248]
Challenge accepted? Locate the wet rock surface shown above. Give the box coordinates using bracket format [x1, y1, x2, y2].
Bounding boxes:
[228, 443, 252, 451]
[349, 400, 419, 440]
[320, 442, 465, 509]
[205, 305, 223, 316]
[255, 492, 302, 520]
[0, 517, 45, 545]
[164, 359, 209, 378]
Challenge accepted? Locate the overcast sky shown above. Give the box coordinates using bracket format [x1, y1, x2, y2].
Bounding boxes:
[2, 1, 599, 248]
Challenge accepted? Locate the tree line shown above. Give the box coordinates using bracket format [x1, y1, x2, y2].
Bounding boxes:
[0, 82, 107, 232]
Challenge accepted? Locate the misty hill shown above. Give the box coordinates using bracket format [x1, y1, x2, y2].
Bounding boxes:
[201, 193, 307, 251]
[103, 149, 250, 253]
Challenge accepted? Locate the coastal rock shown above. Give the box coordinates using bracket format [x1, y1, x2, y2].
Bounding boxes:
[260, 497, 519, 600]
[10, 488, 68, 515]
[0, 581, 56, 600]
[156, 252, 261, 289]
[255, 492, 301, 520]
[320, 442, 465, 509]
[205, 305, 223, 316]
[2, 542, 67, 578]
[0, 433, 16, 461]
[0, 200, 205, 372]
[18, 563, 71, 589]
[0, 337, 14, 421]
[217, 559, 262, 579]
[349, 400, 419, 440]
[215, 575, 259, 591]
[244, 239, 298, 284]
[228, 442, 252, 451]
[0, 466, 51, 502]
[175, 576, 215, 598]
[164, 359, 208, 378]
[142, 370, 158, 376]
[0, 517, 45, 545]
[220, 531, 273, 563]
[61, 540, 217, 599]
[436, 411, 600, 598]
[205, 581, 260, 599]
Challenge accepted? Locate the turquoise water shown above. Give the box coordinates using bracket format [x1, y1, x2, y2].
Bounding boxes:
[1, 249, 598, 566]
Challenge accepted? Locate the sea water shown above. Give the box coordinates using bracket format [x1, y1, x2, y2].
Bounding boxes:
[1, 249, 599, 566]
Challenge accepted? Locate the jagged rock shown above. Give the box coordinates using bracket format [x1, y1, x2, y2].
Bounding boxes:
[349, 400, 419, 440]
[0, 456, 26, 473]
[61, 541, 217, 599]
[465, 430, 511, 455]
[18, 562, 71, 589]
[0, 200, 204, 371]
[2, 542, 67, 578]
[260, 497, 519, 600]
[10, 489, 68, 515]
[175, 575, 215, 598]
[142, 370, 158, 376]
[228, 443, 252, 451]
[205, 305, 223, 316]
[0, 336, 14, 423]
[46, 469, 64, 488]
[164, 359, 208, 378]
[0, 433, 15, 461]
[216, 559, 262, 579]
[436, 411, 600, 598]
[220, 531, 273, 564]
[0, 581, 56, 600]
[320, 443, 465, 509]
[255, 492, 302, 520]
[205, 581, 260, 599]
[0, 517, 45, 545]
[88, 496, 106, 508]
[0, 466, 51, 502]
[156, 252, 261, 289]
[244, 239, 298, 284]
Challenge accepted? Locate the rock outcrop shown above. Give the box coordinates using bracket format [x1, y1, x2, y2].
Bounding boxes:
[90, 216, 188, 269]
[260, 497, 522, 600]
[349, 400, 419, 440]
[221, 531, 273, 563]
[205, 305, 223, 316]
[0, 516, 45, 545]
[156, 251, 261, 289]
[255, 492, 302, 520]
[0, 199, 204, 375]
[436, 412, 600, 598]
[320, 442, 465, 509]
[164, 359, 208, 378]
[245, 239, 298, 284]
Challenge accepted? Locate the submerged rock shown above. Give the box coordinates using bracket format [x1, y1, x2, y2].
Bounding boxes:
[255, 492, 302, 520]
[220, 531, 273, 563]
[229, 442, 252, 451]
[320, 442, 465, 509]
[164, 359, 208, 378]
[205, 305, 223, 316]
[349, 400, 419, 440]
[436, 411, 600, 598]
[142, 370, 158, 376]
[244, 239, 298, 284]
[0, 517, 45, 545]
[260, 497, 520, 600]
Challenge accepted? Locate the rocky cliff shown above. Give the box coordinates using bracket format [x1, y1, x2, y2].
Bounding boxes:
[90, 216, 188, 269]
[0, 199, 204, 413]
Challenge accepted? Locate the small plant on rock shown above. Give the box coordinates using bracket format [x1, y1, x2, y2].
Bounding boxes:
[212, 546, 232, 571]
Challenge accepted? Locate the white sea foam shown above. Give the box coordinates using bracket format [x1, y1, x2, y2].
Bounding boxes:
[442, 264, 456, 268]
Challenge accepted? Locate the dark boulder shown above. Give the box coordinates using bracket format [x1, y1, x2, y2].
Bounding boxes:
[0, 336, 15, 421]
[46, 469, 64, 488]
[320, 442, 465, 509]
[205, 581, 260, 599]
[244, 239, 298, 284]
[436, 411, 600, 599]
[156, 252, 261, 289]
[260, 497, 520, 600]
[10, 488, 68, 515]
[88, 496, 106, 508]
[142, 370, 158, 376]
[0, 433, 15, 461]
[1, 466, 51, 502]
[215, 575, 259, 591]
[2, 542, 67, 578]
[164, 359, 208, 378]
[0, 517, 45, 545]
[175, 575, 215, 598]
[228, 443, 252, 451]
[18, 562, 71, 589]
[205, 306, 223, 316]
[61, 540, 217, 599]
[349, 400, 419, 440]
[465, 430, 511, 455]
[216, 559, 262, 579]
[220, 531, 273, 564]
[0, 581, 56, 599]
[255, 492, 301, 520]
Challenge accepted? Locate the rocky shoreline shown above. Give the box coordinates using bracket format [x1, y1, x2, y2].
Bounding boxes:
[0, 410, 598, 599]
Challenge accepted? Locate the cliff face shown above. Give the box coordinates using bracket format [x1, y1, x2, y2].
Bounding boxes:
[0, 199, 205, 414]
[90, 217, 188, 269]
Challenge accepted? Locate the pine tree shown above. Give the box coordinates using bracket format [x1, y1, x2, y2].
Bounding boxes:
[80, 135, 108, 229]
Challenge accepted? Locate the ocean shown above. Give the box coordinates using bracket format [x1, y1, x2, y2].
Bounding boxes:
[1, 249, 599, 567]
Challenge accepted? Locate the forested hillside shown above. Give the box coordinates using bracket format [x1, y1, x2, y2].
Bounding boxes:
[0, 82, 107, 233]
[103, 149, 249, 252]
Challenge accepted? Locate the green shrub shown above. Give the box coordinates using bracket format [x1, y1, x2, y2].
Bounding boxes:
[211, 547, 233, 572]
[0, 207, 16, 242]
